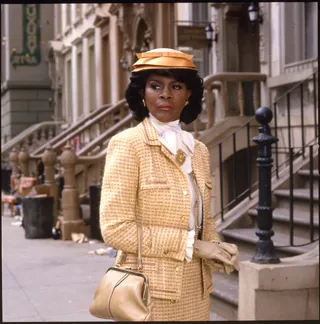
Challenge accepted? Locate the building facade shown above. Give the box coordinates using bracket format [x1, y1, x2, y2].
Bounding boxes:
[1, 4, 54, 146]
[2, 3, 317, 150]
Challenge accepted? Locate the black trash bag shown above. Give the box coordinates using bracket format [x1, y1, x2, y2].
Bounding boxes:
[22, 196, 54, 239]
[89, 184, 103, 241]
[1, 167, 12, 194]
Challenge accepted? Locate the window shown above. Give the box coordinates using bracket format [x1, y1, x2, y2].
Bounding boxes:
[76, 4, 82, 18]
[77, 52, 83, 117]
[56, 4, 62, 36]
[66, 4, 71, 27]
[66, 59, 73, 123]
[1, 4, 5, 83]
[284, 2, 318, 65]
[89, 45, 96, 112]
[191, 3, 209, 76]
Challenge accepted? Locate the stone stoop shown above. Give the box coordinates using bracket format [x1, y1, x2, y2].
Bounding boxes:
[210, 159, 319, 320]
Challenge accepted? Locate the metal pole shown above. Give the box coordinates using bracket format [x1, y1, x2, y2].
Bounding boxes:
[251, 107, 280, 264]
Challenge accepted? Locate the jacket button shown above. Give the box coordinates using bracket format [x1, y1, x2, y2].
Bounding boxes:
[164, 249, 169, 254]
[183, 190, 188, 195]
[175, 266, 180, 271]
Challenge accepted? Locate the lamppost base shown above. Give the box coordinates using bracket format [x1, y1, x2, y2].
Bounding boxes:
[251, 240, 281, 264]
[251, 254, 281, 264]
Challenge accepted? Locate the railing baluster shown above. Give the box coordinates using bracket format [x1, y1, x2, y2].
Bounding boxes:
[48, 126, 54, 140]
[273, 103, 279, 178]
[286, 93, 292, 153]
[253, 81, 260, 111]
[233, 133, 237, 200]
[238, 81, 244, 116]
[300, 83, 305, 158]
[221, 81, 228, 119]
[206, 86, 214, 128]
[313, 73, 318, 139]
[309, 145, 314, 242]
[246, 123, 252, 199]
[289, 148, 294, 246]
[219, 143, 224, 221]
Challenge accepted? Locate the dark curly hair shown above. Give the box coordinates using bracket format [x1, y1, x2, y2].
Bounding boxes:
[125, 69, 204, 124]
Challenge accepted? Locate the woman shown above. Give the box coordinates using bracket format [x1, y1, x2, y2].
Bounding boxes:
[100, 48, 230, 321]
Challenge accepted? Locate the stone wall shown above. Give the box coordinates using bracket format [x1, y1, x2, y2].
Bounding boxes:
[1, 4, 54, 145]
[238, 247, 319, 320]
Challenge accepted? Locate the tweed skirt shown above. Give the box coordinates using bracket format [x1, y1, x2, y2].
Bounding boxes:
[150, 257, 210, 321]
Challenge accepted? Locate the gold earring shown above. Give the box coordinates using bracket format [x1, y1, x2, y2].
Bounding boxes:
[142, 99, 146, 107]
[185, 100, 189, 106]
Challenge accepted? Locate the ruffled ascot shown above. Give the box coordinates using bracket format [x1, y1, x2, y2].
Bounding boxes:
[132, 48, 197, 72]
[148, 114, 194, 173]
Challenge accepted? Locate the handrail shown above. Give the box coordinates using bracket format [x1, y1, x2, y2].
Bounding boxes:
[1, 120, 64, 154]
[213, 69, 318, 236]
[212, 71, 317, 149]
[203, 72, 267, 87]
[32, 103, 112, 155]
[77, 114, 133, 156]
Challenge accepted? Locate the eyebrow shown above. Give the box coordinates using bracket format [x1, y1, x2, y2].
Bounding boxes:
[148, 78, 183, 84]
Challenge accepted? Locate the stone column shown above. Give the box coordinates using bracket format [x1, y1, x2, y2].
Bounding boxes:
[42, 144, 59, 223]
[59, 143, 83, 240]
[18, 148, 30, 177]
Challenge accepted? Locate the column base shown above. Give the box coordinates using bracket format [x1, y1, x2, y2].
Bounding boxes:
[61, 219, 85, 240]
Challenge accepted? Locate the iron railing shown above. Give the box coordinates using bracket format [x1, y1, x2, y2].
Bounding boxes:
[215, 70, 318, 249]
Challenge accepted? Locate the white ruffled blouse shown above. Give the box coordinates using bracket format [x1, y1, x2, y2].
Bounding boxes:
[149, 114, 203, 262]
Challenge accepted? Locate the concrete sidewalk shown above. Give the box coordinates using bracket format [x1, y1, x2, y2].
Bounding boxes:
[1, 212, 112, 322]
[1, 210, 225, 322]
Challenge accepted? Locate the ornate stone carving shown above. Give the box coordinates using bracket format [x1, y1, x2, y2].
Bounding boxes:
[60, 143, 82, 240]
[42, 144, 58, 221]
[18, 148, 30, 177]
[9, 148, 19, 182]
[212, 9, 221, 72]
[259, 3, 267, 64]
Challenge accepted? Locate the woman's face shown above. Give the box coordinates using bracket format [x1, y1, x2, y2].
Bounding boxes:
[142, 74, 192, 123]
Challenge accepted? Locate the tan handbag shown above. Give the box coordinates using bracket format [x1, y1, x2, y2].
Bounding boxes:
[89, 226, 153, 321]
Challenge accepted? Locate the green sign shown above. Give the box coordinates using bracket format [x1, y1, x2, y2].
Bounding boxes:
[10, 4, 41, 68]
[177, 25, 207, 49]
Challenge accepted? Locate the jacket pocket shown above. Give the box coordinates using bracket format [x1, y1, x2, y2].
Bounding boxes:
[205, 181, 212, 189]
[140, 177, 170, 190]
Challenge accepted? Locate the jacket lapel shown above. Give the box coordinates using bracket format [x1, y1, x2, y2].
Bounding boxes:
[140, 118, 177, 164]
[191, 148, 206, 200]
[140, 117, 202, 179]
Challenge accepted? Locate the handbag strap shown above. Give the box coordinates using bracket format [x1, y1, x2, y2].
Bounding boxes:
[137, 224, 143, 271]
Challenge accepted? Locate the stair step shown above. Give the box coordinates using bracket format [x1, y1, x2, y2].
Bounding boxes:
[274, 189, 319, 201]
[221, 228, 319, 255]
[211, 272, 239, 306]
[297, 170, 319, 177]
[248, 208, 319, 227]
[210, 272, 238, 320]
[209, 311, 228, 321]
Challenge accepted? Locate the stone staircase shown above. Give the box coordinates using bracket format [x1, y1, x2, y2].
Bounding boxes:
[210, 154, 319, 320]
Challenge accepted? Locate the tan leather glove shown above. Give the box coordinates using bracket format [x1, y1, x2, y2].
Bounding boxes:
[194, 239, 232, 264]
[204, 259, 238, 275]
[211, 240, 239, 270]
[194, 239, 240, 273]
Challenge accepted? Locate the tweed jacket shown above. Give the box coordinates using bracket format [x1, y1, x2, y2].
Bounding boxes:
[99, 117, 220, 301]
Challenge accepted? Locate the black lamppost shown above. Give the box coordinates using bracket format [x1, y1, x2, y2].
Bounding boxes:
[248, 2, 263, 24]
[205, 23, 218, 47]
[140, 39, 150, 52]
[251, 107, 280, 264]
[120, 57, 129, 71]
